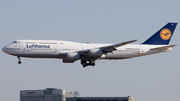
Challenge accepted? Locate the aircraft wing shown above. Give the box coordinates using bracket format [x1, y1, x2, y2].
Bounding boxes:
[80, 39, 137, 55]
[101, 39, 137, 52]
[150, 45, 177, 50]
[58, 39, 137, 60]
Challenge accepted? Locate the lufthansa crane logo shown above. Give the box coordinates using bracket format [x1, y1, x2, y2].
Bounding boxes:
[160, 28, 172, 40]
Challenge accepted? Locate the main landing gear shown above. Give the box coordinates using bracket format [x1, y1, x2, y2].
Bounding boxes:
[17, 56, 21, 64]
[81, 59, 96, 67]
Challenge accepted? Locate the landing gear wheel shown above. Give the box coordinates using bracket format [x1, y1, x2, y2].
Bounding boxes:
[82, 63, 87, 67]
[91, 63, 95, 66]
[18, 61, 21, 64]
[81, 59, 96, 67]
[17, 56, 21, 64]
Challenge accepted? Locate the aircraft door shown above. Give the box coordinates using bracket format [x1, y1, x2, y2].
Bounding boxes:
[54, 44, 58, 53]
[11, 41, 20, 53]
[23, 42, 28, 52]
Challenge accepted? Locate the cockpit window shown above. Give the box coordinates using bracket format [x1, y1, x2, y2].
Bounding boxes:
[12, 41, 17, 43]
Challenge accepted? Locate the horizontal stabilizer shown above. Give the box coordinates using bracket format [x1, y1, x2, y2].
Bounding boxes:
[150, 45, 177, 50]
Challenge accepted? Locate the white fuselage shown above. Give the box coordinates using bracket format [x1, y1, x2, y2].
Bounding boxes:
[2, 40, 172, 60]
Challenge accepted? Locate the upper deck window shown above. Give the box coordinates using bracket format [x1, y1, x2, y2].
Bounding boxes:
[12, 41, 17, 43]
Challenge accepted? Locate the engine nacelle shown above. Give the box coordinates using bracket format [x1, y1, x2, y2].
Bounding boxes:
[62, 53, 80, 63]
[89, 49, 103, 57]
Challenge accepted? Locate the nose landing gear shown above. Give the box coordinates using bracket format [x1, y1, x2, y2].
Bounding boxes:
[17, 56, 21, 64]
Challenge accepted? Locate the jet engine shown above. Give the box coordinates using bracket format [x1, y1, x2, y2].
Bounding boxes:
[62, 52, 80, 63]
[89, 49, 103, 57]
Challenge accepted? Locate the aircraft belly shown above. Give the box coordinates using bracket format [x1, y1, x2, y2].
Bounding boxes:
[14, 54, 62, 58]
[10, 49, 61, 58]
[101, 50, 140, 59]
[140, 49, 170, 56]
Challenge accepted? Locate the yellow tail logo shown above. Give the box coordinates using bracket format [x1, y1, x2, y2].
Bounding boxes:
[160, 28, 172, 40]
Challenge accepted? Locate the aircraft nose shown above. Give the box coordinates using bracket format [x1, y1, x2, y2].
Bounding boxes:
[2, 46, 7, 53]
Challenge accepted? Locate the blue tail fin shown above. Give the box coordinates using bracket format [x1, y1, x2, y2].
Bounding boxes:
[142, 23, 177, 45]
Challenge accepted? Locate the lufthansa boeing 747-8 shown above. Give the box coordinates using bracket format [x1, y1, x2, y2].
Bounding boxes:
[2, 23, 177, 67]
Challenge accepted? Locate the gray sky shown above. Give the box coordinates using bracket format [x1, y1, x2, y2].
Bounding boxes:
[0, 1, 180, 101]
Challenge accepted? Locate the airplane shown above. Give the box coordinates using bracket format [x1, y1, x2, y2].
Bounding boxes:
[2, 22, 177, 67]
